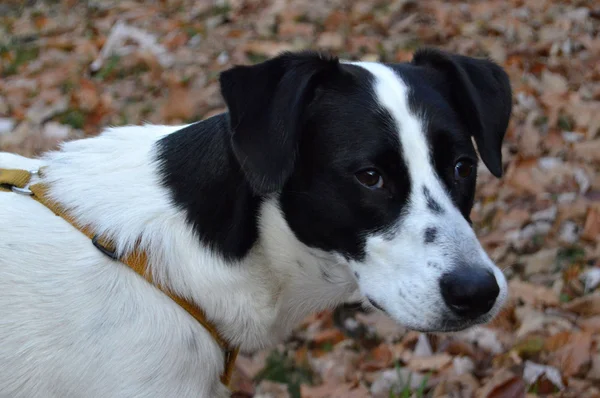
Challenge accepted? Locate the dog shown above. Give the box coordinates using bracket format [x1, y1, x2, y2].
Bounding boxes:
[0, 48, 512, 397]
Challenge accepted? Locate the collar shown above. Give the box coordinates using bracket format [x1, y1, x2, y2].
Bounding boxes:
[0, 167, 239, 386]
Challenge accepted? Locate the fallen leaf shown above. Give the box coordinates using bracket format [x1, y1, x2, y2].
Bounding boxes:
[73, 78, 100, 112]
[360, 343, 393, 371]
[581, 207, 600, 242]
[578, 315, 600, 332]
[301, 381, 369, 398]
[311, 328, 346, 346]
[315, 32, 344, 50]
[407, 353, 453, 372]
[243, 41, 295, 57]
[573, 139, 600, 163]
[522, 248, 558, 276]
[477, 368, 525, 398]
[588, 354, 600, 381]
[432, 373, 480, 398]
[549, 331, 592, 377]
[563, 293, 600, 316]
[544, 331, 571, 352]
[160, 83, 199, 121]
[509, 280, 559, 307]
[523, 361, 565, 391]
[541, 70, 569, 95]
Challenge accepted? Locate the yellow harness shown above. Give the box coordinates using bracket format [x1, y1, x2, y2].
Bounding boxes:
[0, 167, 239, 386]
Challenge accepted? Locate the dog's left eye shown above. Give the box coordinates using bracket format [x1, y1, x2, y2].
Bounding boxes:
[454, 160, 474, 180]
[356, 169, 384, 189]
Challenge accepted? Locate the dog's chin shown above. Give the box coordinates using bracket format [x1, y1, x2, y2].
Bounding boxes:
[409, 318, 489, 334]
[385, 311, 496, 334]
[363, 299, 499, 334]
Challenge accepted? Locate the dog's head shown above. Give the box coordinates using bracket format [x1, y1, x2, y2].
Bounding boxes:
[219, 48, 511, 332]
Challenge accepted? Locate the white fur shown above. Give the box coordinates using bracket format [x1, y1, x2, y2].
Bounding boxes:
[345, 62, 508, 331]
[0, 63, 506, 397]
[0, 126, 357, 398]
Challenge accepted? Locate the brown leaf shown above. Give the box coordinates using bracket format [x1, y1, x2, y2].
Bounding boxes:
[477, 368, 525, 398]
[588, 354, 600, 381]
[508, 279, 559, 307]
[73, 78, 100, 112]
[578, 315, 600, 332]
[243, 41, 295, 57]
[516, 112, 542, 159]
[311, 328, 346, 346]
[544, 331, 571, 352]
[581, 206, 600, 242]
[432, 373, 480, 398]
[160, 83, 199, 121]
[278, 22, 315, 38]
[301, 381, 369, 398]
[573, 139, 600, 163]
[407, 353, 453, 372]
[360, 343, 393, 371]
[541, 70, 569, 95]
[523, 361, 565, 392]
[563, 293, 600, 316]
[315, 32, 345, 50]
[549, 331, 592, 378]
[505, 165, 545, 196]
[522, 248, 558, 276]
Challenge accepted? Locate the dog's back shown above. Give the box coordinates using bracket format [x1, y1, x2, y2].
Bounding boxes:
[0, 151, 228, 398]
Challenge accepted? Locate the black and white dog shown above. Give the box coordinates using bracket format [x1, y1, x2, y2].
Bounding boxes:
[0, 48, 511, 397]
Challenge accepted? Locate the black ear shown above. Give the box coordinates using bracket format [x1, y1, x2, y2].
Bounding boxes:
[412, 48, 512, 178]
[219, 51, 339, 194]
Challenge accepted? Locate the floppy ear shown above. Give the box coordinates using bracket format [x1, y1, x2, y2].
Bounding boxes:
[412, 48, 512, 178]
[219, 51, 339, 194]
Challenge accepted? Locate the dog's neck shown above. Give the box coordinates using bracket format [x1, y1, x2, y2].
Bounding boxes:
[40, 116, 358, 353]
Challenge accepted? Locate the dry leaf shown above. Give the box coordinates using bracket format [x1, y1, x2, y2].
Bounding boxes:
[523, 361, 565, 390]
[549, 331, 592, 377]
[581, 207, 600, 242]
[578, 315, 600, 332]
[301, 381, 369, 398]
[509, 280, 559, 307]
[573, 140, 600, 163]
[407, 353, 453, 372]
[477, 368, 525, 398]
[563, 293, 600, 316]
[160, 83, 199, 121]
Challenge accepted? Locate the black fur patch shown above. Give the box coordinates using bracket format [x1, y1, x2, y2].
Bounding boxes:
[424, 227, 437, 244]
[423, 186, 443, 214]
[156, 49, 511, 263]
[156, 116, 263, 261]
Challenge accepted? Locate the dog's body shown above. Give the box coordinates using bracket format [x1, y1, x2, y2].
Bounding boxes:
[0, 49, 512, 397]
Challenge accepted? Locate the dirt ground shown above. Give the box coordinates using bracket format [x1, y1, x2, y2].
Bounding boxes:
[1, 0, 599, 397]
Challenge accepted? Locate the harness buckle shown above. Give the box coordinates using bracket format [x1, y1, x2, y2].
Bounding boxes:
[92, 235, 120, 260]
[10, 169, 39, 195]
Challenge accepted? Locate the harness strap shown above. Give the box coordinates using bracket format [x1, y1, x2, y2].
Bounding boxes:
[0, 167, 239, 386]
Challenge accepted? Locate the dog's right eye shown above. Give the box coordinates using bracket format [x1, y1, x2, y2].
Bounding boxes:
[355, 169, 384, 189]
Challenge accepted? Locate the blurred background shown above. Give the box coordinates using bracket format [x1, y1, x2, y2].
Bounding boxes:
[1, 1, 599, 397]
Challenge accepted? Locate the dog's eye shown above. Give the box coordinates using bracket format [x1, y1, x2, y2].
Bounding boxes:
[454, 160, 474, 180]
[356, 169, 384, 189]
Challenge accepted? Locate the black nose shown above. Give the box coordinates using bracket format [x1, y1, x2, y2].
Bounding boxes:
[440, 267, 499, 319]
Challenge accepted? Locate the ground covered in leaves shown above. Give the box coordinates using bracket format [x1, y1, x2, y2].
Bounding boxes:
[1, 0, 600, 397]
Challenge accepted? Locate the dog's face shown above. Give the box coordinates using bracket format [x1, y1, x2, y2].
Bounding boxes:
[219, 49, 512, 332]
